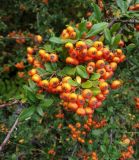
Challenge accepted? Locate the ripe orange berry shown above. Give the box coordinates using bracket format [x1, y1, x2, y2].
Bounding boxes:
[76, 122, 81, 128]
[49, 77, 59, 88]
[88, 139, 93, 144]
[39, 49, 46, 58]
[96, 68, 106, 76]
[41, 80, 49, 88]
[85, 107, 94, 115]
[113, 56, 120, 63]
[32, 74, 41, 83]
[77, 95, 85, 106]
[118, 40, 125, 47]
[28, 69, 37, 76]
[35, 35, 43, 43]
[110, 62, 117, 71]
[88, 97, 98, 107]
[69, 49, 78, 58]
[86, 21, 93, 29]
[62, 83, 72, 92]
[62, 76, 71, 83]
[60, 92, 70, 101]
[86, 65, 94, 74]
[68, 102, 78, 111]
[66, 57, 79, 65]
[67, 26, 74, 33]
[76, 108, 86, 116]
[87, 47, 97, 57]
[95, 60, 105, 69]
[76, 41, 86, 50]
[69, 93, 78, 102]
[65, 42, 74, 50]
[93, 41, 103, 50]
[27, 47, 34, 55]
[135, 24, 139, 31]
[49, 54, 58, 62]
[99, 81, 109, 91]
[87, 62, 95, 68]
[111, 80, 122, 89]
[96, 50, 103, 59]
[82, 89, 93, 99]
[27, 56, 34, 64]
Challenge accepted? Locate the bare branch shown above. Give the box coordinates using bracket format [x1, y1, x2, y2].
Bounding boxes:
[0, 118, 19, 152]
[0, 100, 20, 109]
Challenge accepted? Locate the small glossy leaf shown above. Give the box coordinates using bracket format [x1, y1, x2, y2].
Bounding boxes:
[90, 73, 100, 80]
[92, 3, 102, 21]
[37, 106, 44, 116]
[111, 34, 121, 47]
[68, 79, 79, 87]
[49, 37, 64, 44]
[110, 23, 121, 34]
[81, 80, 93, 88]
[104, 28, 111, 42]
[86, 22, 108, 38]
[76, 65, 89, 79]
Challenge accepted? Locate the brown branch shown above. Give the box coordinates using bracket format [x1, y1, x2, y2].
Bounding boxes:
[0, 118, 19, 152]
[0, 100, 20, 109]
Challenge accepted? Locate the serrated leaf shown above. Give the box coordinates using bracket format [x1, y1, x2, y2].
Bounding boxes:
[86, 22, 108, 38]
[37, 68, 46, 75]
[68, 79, 79, 87]
[81, 80, 93, 88]
[90, 73, 100, 80]
[76, 65, 89, 79]
[19, 107, 35, 121]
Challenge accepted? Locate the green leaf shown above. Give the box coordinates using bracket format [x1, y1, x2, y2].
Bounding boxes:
[86, 22, 108, 38]
[92, 3, 102, 21]
[43, 44, 54, 52]
[76, 65, 89, 79]
[49, 37, 64, 44]
[81, 80, 93, 88]
[92, 80, 99, 87]
[90, 73, 100, 80]
[111, 34, 121, 47]
[37, 68, 46, 75]
[37, 106, 44, 116]
[92, 129, 103, 137]
[110, 23, 121, 34]
[116, 0, 128, 14]
[28, 80, 36, 91]
[19, 107, 35, 121]
[45, 98, 54, 107]
[100, 145, 107, 153]
[85, 39, 94, 47]
[78, 19, 87, 34]
[104, 28, 111, 42]
[44, 63, 53, 73]
[90, 87, 101, 96]
[61, 66, 76, 76]
[68, 79, 79, 87]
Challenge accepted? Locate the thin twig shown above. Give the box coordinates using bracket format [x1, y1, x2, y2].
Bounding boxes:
[0, 100, 20, 109]
[0, 118, 19, 152]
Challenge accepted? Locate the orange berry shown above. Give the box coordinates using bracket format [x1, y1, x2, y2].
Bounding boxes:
[93, 41, 103, 50]
[86, 65, 94, 74]
[88, 97, 98, 107]
[28, 69, 37, 76]
[65, 42, 74, 50]
[41, 80, 49, 88]
[39, 49, 46, 58]
[67, 26, 74, 33]
[49, 77, 59, 88]
[69, 93, 78, 102]
[49, 54, 58, 62]
[99, 81, 109, 91]
[32, 74, 41, 83]
[27, 47, 34, 55]
[62, 83, 72, 92]
[111, 80, 122, 89]
[87, 47, 97, 57]
[77, 95, 85, 106]
[35, 35, 43, 43]
[76, 108, 86, 116]
[82, 89, 93, 99]
[76, 122, 81, 128]
[62, 76, 72, 83]
[66, 57, 79, 65]
[96, 68, 106, 76]
[110, 62, 117, 71]
[95, 60, 105, 69]
[68, 102, 78, 111]
[85, 107, 94, 115]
